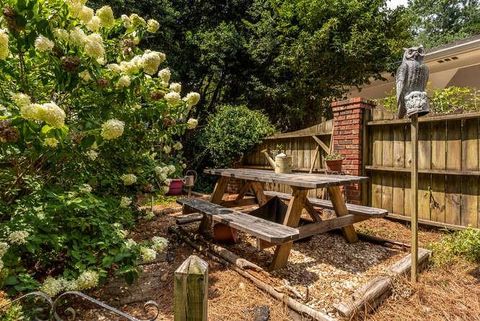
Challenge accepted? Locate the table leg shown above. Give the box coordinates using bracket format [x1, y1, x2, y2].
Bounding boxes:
[250, 181, 268, 206]
[304, 198, 322, 222]
[270, 188, 308, 270]
[199, 176, 229, 234]
[327, 186, 358, 243]
[235, 181, 251, 201]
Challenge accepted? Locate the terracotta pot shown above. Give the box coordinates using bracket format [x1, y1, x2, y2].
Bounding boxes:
[167, 179, 184, 195]
[326, 159, 343, 172]
[213, 223, 238, 243]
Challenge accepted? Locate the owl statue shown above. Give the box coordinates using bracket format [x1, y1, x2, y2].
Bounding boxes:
[396, 46, 430, 118]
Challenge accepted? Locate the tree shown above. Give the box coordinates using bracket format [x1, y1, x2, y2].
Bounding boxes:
[408, 0, 480, 48]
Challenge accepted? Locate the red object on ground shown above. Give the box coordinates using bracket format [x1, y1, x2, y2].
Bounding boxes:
[213, 223, 238, 243]
[167, 179, 184, 195]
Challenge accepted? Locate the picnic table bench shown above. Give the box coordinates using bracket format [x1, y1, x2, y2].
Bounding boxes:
[177, 168, 386, 270]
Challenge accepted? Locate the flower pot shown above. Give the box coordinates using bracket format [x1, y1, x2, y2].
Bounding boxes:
[326, 159, 343, 172]
[167, 179, 184, 195]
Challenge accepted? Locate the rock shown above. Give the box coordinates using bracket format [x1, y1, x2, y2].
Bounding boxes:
[252, 305, 270, 321]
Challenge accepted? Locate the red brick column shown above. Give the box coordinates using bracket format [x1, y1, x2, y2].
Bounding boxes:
[331, 98, 375, 204]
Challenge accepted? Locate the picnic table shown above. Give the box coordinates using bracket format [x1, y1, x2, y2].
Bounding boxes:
[178, 168, 387, 270]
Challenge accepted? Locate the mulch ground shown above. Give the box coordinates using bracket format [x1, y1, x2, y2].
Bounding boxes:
[63, 198, 479, 321]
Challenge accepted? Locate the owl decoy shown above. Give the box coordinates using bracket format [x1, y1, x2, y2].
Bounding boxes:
[396, 46, 430, 118]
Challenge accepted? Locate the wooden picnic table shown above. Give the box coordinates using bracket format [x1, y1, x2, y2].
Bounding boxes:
[204, 168, 370, 270]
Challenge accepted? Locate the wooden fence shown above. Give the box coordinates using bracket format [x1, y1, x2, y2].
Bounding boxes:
[242, 108, 480, 229]
[242, 120, 333, 198]
[366, 109, 480, 229]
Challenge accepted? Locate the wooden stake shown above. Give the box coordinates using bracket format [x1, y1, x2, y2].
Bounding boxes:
[174, 255, 208, 321]
[411, 114, 419, 282]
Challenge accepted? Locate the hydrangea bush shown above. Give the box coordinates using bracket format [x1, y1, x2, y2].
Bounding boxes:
[0, 0, 198, 294]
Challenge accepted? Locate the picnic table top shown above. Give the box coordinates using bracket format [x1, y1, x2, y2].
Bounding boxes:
[204, 168, 368, 189]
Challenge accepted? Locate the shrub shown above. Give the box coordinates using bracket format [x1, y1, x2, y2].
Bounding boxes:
[0, 0, 198, 294]
[429, 228, 480, 266]
[199, 105, 274, 168]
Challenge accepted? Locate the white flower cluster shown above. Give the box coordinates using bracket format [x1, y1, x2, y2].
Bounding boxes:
[142, 50, 165, 75]
[187, 118, 198, 129]
[140, 246, 156, 263]
[101, 119, 124, 140]
[120, 196, 132, 208]
[151, 236, 168, 253]
[158, 68, 170, 86]
[163, 145, 172, 154]
[124, 238, 137, 249]
[147, 19, 160, 33]
[41, 276, 65, 297]
[34, 35, 54, 52]
[117, 75, 131, 88]
[184, 92, 201, 108]
[110, 51, 165, 77]
[75, 270, 100, 290]
[96, 6, 115, 28]
[0, 29, 9, 59]
[0, 242, 8, 271]
[169, 83, 181, 93]
[44, 137, 59, 148]
[155, 165, 176, 181]
[121, 174, 137, 186]
[66, 26, 104, 61]
[8, 230, 29, 245]
[164, 92, 181, 105]
[13, 94, 66, 128]
[79, 184, 92, 193]
[86, 149, 98, 161]
[173, 142, 183, 150]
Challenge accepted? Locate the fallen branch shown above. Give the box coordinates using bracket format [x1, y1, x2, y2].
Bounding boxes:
[169, 226, 335, 321]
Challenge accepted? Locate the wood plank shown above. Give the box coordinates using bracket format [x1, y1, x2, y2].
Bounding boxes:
[418, 122, 431, 170]
[445, 175, 462, 225]
[250, 181, 268, 206]
[461, 176, 478, 227]
[430, 175, 446, 223]
[405, 125, 412, 169]
[270, 188, 308, 270]
[372, 125, 383, 167]
[298, 215, 369, 239]
[382, 125, 394, 213]
[312, 135, 330, 154]
[367, 111, 480, 126]
[393, 123, 406, 167]
[264, 191, 388, 216]
[177, 198, 299, 244]
[365, 166, 480, 176]
[418, 173, 431, 221]
[431, 121, 446, 170]
[446, 120, 462, 170]
[392, 172, 405, 216]
[371, 173, 383, 210]
[204, 168, 367, 189]
[327, 186, 358, 243]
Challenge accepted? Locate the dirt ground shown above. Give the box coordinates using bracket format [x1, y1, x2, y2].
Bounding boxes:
[58, 200, 480, 321]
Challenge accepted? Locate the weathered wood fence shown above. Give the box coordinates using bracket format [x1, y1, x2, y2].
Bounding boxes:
[367, 109, 480, 229]
[243, 107, 480, 229]
[242, 120, 333, 198]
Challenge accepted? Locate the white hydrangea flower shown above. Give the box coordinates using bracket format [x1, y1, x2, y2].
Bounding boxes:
[151, 236, 168, 253]
[163, 145, 172, 154]
[8, 230, 29, 245]
[117, 75, 131, 88]
[101, 119, 125, 140]
[44, 137, 59, 148]
[86, 16, 101, 32]
[107, 63, 122, 73]
[79, 6, 94, 24]
[158, 68, 171, 84]
[86, 149, 98, 161]
[173, 142, 183, 150]
[120, 196, 132, 208]
[130, 14, 146, 28]
[121, 174, 137, 186]
[0, 259, 3, 271]
[75, 270, 99, 290]
[162, 185, 170, 194]
[11, 93, 31, 108]
[0, 29, 10, 60]
[79, 184, 92, 193]
[41, 277, 65, 297]
[35, 35, 55, 52]
[147, 19, 160, 33]
[140, 247, 156, 262]
[164, 92, 181, 105]
[184, 92, 201, 108]
[169, 82, 181, 93]
[187, 118, 198, 129]
[0, 242, 9, 258]
[142, 51, 165, 75]
[167, 165, 176, 174]
[121, 14, 131, 29]
[53, 28, 70, 43]
[125, 238, 137, 249]
[84, 33, 104, 60]
[96, 6, 115, 28]
[36, 102, 66, 128]
[69, 27, 87, 47]
[67, 0, 82, 17]
[79, 70, 92, 81]
[20, 103, 40, 120]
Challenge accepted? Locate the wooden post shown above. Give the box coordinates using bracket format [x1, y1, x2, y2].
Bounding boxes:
[411, 114, 419, 282]
[174, 255, 208, 321]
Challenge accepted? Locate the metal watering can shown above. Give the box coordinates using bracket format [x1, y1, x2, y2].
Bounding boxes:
[261, 149, 292, 174]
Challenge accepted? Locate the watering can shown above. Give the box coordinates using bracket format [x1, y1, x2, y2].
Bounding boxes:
[261, 149, 292, 174]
